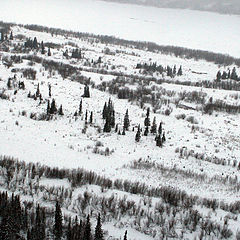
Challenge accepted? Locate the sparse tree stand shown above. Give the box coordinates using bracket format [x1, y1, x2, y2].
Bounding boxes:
[54, 201, 63, 240]
[94, 214, 103, 240]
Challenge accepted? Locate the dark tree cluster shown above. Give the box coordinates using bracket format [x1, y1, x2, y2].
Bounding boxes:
[24, 37, 38, 49]
[216, 67, 239, 81]
[71, 48, 82, 59]
[135, 108, 166, 146]
[136, 62, 183, 77]
[102, 99, 115, 132]
[47, 98, 64, 116]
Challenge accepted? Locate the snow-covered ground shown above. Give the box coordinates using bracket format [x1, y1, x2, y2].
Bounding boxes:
[1, 26, 240, 239]
[1, 0, 240, 57]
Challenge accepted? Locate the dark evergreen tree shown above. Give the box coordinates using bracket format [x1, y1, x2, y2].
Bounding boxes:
[135, 125, 141, 142]
[47, 100, 50, 115]
[162, 132, 166, 143]
[79, 99, 83, 115]
[94, 214, 103, 240]
[177, 66, 183, 76]
[216, 70, 221, 81]
[122, 128, 126, 135]
[144, 108, 150, 136]
[7, 78, 11, 89]
[48, 47, 51, 56]
[123, 109, 130, 130]
[49, 84, 52, 97]
[150, 117, 157, 134]
[36, 83, 40, 97]
[33, 37, 38, 49]
[50, 99, 57, 114]
[85, 110, 88, 123]
[10, 31, 13, 40]
[90, 111, 93, 124]
[54, 201, 63, 240]
[102, 102, 107, 119]
[158, 122, 162, 136]
[156, 135, 162, 147]
[41, 41, 45, 54]
[83, 85, 90, 98]
[115, 124, 118, 133]
[83, 215, 91, 240]
[59, 105, 64, 115]
[124, 230, 127, 240]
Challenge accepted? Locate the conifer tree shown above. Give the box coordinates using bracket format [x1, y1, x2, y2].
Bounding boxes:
[41, 41, 45, 54]
[102, 102, 107, 119]
[47, 100, 50, 115]
[216, 70, 221, 81]
[36, 83, 40, 97]
[158, 122, 162, 136]
[10, 31, 13, 40]
[90, 111, 93, 124]
[135, 125, 141, 142]
[48, 47, 51, 56]
[124, 109, 130, 130]
[124, 230, 127, 240]
[33, 37, 38, 49]
[59, 105, 64, 115]
[150, 117, 157, 134]
[83, 215, 91, 240]
[49, 84, 52, 97]
[94, 214, 103, 240]
[177, 66, 183, 76]
[144, 108, 150, 136]
[122, 128, 126, 135]
[54, 201, 63, 240]
[50, 99, 57, 114]
[115, 124, 118, 133]
[79, 99, 83, 115]
[85, 110, 88, 123]
[83, 85, 90, 98]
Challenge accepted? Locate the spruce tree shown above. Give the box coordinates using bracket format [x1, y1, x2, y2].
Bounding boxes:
[216, 70, 221, 81]
[48, 47, 51, 56]
[47, 100, 50, 115]
[102, 102, 107, 119]
[94, 214, 103, 240]
[135, 125, 141, 142]
[123, 109, 130, 130]
[144, 108, 150, 136]
[90, 111, 93, 123]
[33, 37, 38, 49]
[54, 201, 63, 240]
[150, 117, 157, 134]
[177, 66, 183, 76]
[41, 41, 45, 54]
[50, 99, 57, 114]
[59, 105, 64, 115]
[83, 215, 91, 240]
[79, 99, 83, 115]
[10, 31, 13, 40]
[124, 230, 127, 240]
[158, 122, 162, 136]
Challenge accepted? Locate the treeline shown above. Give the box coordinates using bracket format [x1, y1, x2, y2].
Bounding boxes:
[21, 23, 240, 67]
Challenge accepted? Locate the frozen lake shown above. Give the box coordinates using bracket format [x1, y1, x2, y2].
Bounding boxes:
[1, 0, 240, 57]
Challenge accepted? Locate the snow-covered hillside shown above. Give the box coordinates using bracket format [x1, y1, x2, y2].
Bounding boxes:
[0, 25, 240, 239]
[1, 0, 240, 57]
